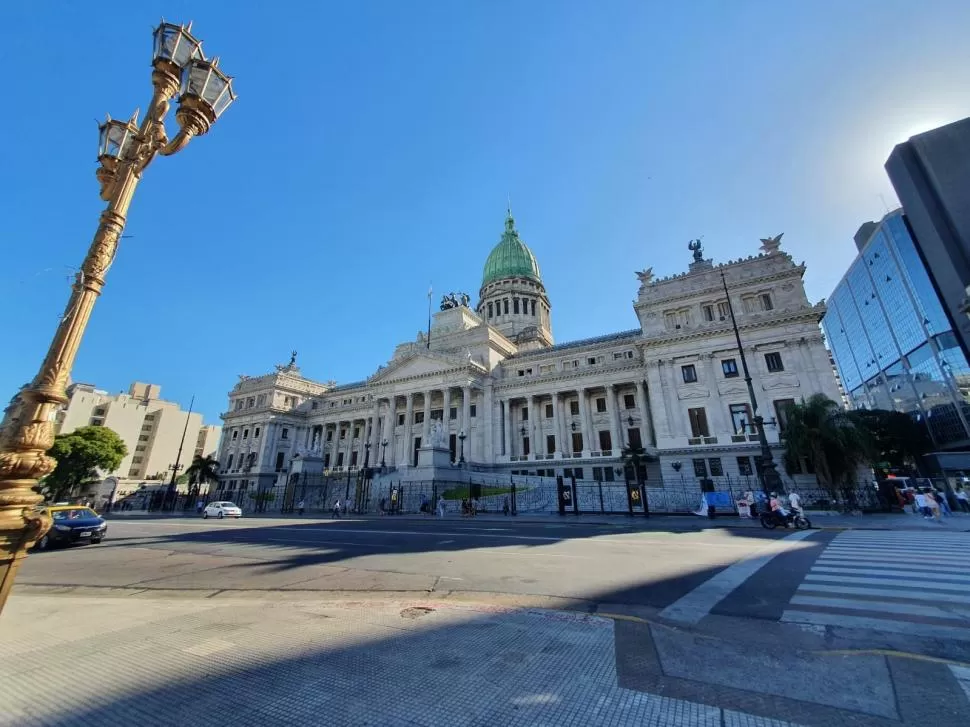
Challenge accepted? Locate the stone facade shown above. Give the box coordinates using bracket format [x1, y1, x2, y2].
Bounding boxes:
[217, 219, 839, 497]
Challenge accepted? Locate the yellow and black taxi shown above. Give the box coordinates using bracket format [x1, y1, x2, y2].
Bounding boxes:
[34, 504, 108, 550]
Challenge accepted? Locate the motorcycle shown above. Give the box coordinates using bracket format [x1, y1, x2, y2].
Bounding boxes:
[759, 509, 811, 530]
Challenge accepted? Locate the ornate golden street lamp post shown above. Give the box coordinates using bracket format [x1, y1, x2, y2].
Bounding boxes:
[0, 21, 235, 615]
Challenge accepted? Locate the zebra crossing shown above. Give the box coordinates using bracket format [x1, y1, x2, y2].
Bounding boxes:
[781, 530, 970, 640]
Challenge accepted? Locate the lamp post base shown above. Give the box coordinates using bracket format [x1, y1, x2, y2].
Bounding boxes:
[0, 500, 50, 614]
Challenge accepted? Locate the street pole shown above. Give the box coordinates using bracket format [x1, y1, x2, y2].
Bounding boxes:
[458, 431, 466, 466]
[380, 438, 387, 468]
[166, 395, 194, 511]
[720, 270, 783, 495]
[0, 21, 235, 615]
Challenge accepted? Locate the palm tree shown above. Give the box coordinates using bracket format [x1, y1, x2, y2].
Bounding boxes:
[782, 394, 872, 501]
[185, 454, 220, 501]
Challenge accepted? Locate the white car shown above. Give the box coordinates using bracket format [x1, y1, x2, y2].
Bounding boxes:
[202, 501, 242, 519]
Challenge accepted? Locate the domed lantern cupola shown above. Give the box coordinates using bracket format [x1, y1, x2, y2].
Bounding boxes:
[477, 209, 553, 350]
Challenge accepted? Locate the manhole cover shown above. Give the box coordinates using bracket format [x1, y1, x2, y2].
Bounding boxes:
[400, 606, 435, 619]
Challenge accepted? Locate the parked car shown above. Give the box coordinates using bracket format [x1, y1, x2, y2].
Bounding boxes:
[202, 501, 242, 519]
[35, 505, 108, 550]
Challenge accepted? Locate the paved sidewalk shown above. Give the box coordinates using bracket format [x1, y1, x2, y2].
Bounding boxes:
[3, 590, 969, 726]
[2, 593, 792, 727]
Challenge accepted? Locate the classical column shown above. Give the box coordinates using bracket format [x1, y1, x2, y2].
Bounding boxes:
[646, 362, 670, 442]
[442, 386, 452, 439]
[483, 381, 494, 462]
[329, 423, 340, 468]
[404, 394, 414, 466]
[502, 398, 512, 457]
[606, 384, 621, 455]
[638, 380, 654, 446]
[529, 395, 541, 457]
[704, 354, 728, 436]
[421, 391, 432, 444]
[661, 360, 684, 438]
[578, 388, 592, 456]
[369, 399, 381, 461]
[550, 391, 561, 457]
[462, 386, 472, 458]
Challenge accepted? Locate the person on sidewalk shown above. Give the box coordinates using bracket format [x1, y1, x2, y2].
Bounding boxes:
[332, 499, 342, 519]
[503, 497, 510, 516]
[297, 499, 305, 516]
[935, 488, 952, 516]
[956, 486, 970, 513]
[437, 496, 446, 517]
[923, 489, 942, 522]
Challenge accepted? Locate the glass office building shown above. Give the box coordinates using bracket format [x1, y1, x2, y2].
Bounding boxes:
[822, 210, 970, 450]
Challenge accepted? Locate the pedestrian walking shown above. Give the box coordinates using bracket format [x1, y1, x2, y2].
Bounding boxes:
[503, 497, 510, 516]
[437, 495, 446, 517]
[914, 490, 930, 518]
[332, 499, 342, 519]
[935, 488, 952, 516]
[379, 497, 386, 516]
[956, 486, 970, 513]
[923, 490, 942, 522]
[297, 499, 305, 516]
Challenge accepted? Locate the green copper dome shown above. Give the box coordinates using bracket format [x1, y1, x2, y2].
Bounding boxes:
[481, 212, 542, 288]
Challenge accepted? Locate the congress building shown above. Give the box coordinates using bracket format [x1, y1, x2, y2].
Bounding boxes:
[216, 212, 840, 504]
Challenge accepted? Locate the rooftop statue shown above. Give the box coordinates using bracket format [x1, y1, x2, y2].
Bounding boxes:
[635, 267, 654, 285]
[688, 238, 704, 262]
[759, 233, 784, 255]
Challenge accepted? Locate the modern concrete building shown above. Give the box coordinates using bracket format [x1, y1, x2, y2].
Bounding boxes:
[217, 212, 842, 504]
[55, 381, 222, 481]
[821, 210, 970, 450]
[885, 117, 970, 361]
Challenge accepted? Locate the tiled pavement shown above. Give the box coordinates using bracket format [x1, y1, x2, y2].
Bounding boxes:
[0, 594, 800, 727]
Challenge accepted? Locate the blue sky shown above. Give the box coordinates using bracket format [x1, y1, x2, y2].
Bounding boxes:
[3, 1, 970, 425]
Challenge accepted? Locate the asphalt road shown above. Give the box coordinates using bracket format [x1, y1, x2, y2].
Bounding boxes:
[16, 515, 813, 614]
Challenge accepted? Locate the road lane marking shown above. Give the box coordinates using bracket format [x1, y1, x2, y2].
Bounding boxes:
[658, 529, 816, 625]
[790, 594, 970, 620]
[781, 610, 970, 640]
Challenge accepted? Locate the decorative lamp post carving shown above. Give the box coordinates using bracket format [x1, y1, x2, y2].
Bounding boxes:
[380, 438, 388, 468]
[458, 431, 466, 465]
[0, 21, 235, 615]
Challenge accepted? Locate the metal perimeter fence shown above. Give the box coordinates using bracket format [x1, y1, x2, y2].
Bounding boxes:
[225, 472, 890, 517]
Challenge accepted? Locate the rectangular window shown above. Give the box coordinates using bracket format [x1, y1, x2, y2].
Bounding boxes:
[737, 456, 753, 476]
[254, 427, 260, 437]
[450, 407, 458, 420]
[742, 296, 757, 313]
[570, 400, 579, 416]
[682, 364, 698, 383]
[598, 430, 612, 452]
[765, 352, 784, 372]
[627, 427, 642, 449]
[570, 360, 579, 369]
[503, 299, 509, 315]
[545, 404, 553, 418]
[592, 467, 603, 482]
[546, 435, 556, 453]
[688, 407, 709, 437]
[539, 364, 555, 374]
[470, 404, 477, 417]
[326, 429, 332, 441]
[760, 293, 773, 311]
[324, 453, 331, 468]
[721, 358, 739, 378]
[717, 301, 730, 319]
[226, 455, 234, 470]
[521, 407, 529, 421]
[340, 429, 346, 439]
[135, 445, 146, 452]
[531, 300, 536, 316]
[693, 459, 707, 477]
[281, 428, 289, 440]
[138, 435, 149, 442]
[708, 458, 723, 476]
[571, 432, 583, 453]
[604, 468, 615, 482]
[353, 427, 360, 439]
[336, 452, 344, 467]
[431, 409, 443, 421]
[243, 429, 249, 439]
[415, 412, 425, 424]
[774, 399, 796, 433]
[275, 452, 285, 472]
[729, 403, 752, 434]
[513, 298, 520, 314]
[596, 397, 607, 413]
[351, 451, 358, 466]
[398, 413, 405, 426]
[522, 437, 530, 456]
[574, 468, 584, 480]
[702, 304, 715, 322]
[487, 302, 493, 318]
[232, 431, 238, 440]
[623, 394, 636, 409]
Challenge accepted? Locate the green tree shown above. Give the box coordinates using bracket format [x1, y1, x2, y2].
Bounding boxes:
[846, 409, 931, 474]
[782, 394, 873, 499]
[620, 444, 648, 485]
[186, 454, 220, 487]
[42, 426, 128, 502]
